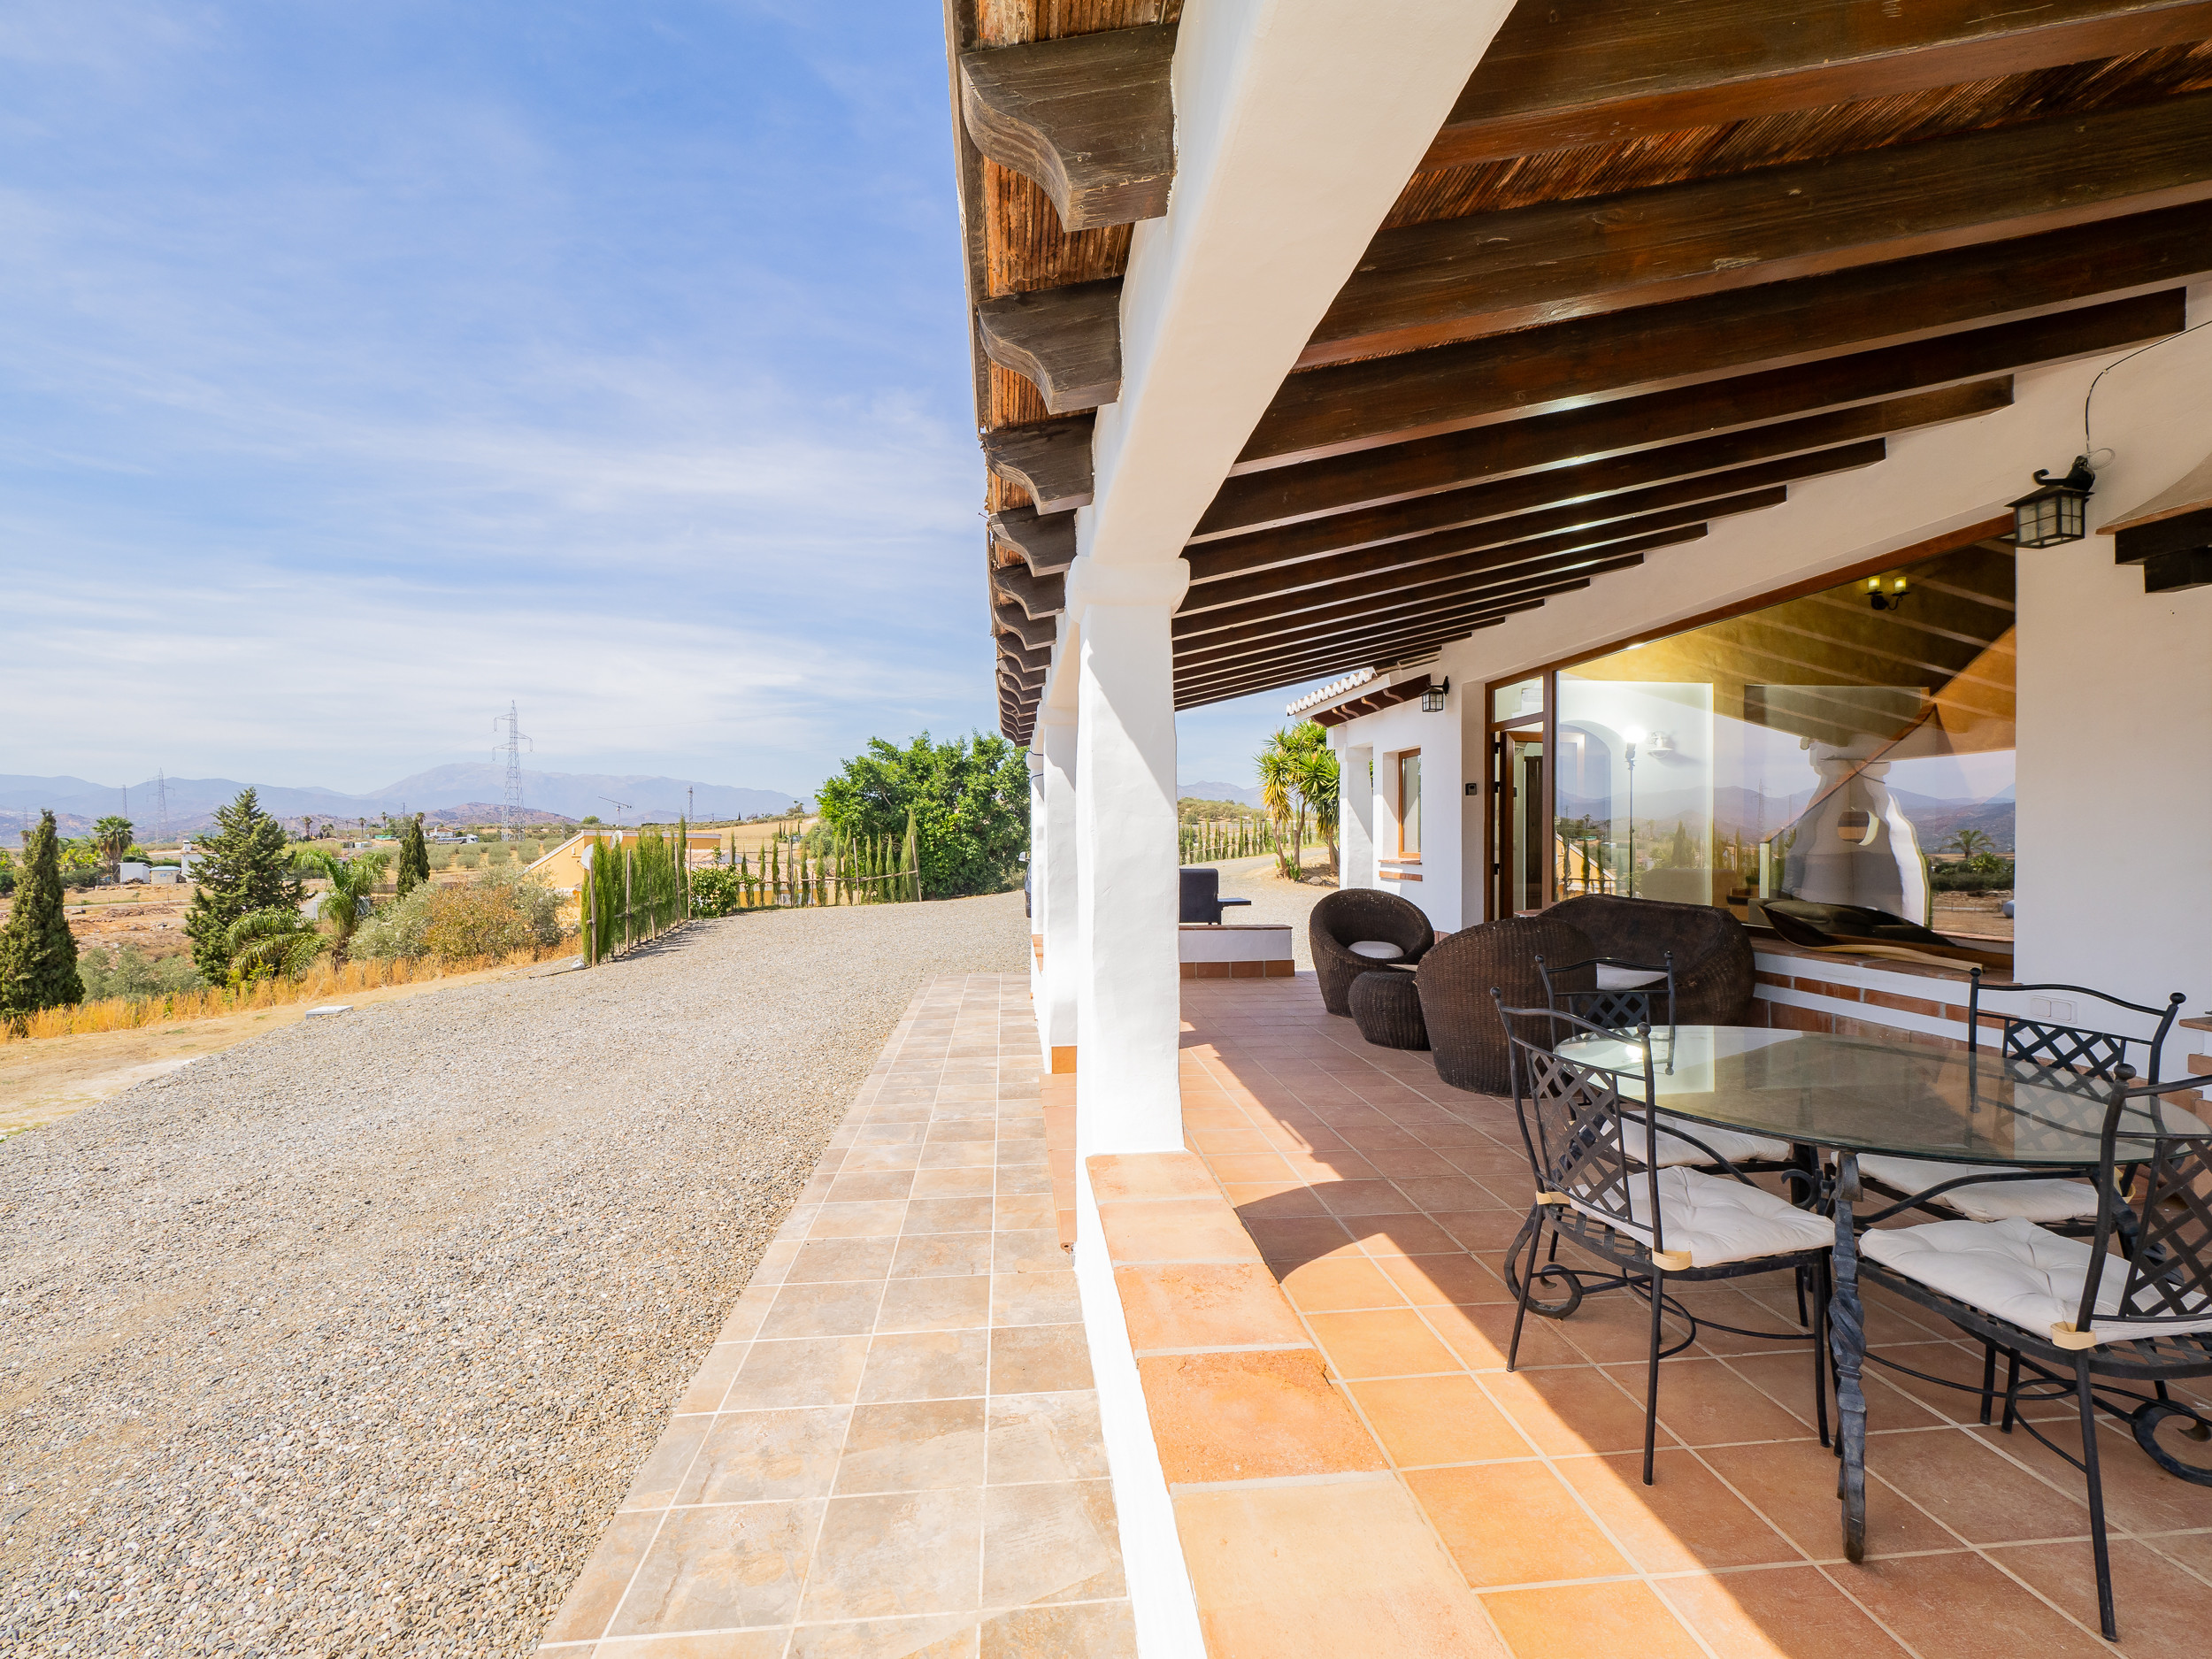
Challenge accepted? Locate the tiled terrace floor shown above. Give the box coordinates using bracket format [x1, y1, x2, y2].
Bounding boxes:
[539, 974, 1133, 1658]
[1179, 974, 2212, 1658]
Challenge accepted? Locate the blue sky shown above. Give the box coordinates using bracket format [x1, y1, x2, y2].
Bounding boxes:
[0, 0, 1301, 798]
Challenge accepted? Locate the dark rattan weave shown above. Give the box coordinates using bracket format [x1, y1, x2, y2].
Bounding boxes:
[1547, 895, 1755, 1024]
[1348, 969, 1429, 1051]
[1310, 888, 1435, 1016]
[1416, 911, 1592, 1094]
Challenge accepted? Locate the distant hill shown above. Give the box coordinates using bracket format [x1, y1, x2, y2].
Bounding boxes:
[0, 768, 797, 845]
[1180, 780, 1263, 810]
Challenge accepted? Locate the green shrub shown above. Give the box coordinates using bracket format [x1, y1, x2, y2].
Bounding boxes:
[349, 869, 563, 964]
[690, 865, 747, 918]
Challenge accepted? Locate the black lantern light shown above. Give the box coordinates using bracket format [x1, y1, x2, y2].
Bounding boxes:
[1422, 676, 1449, 712]
[2006, 455, 2096, 549]
[1864, 573, 1909, 611]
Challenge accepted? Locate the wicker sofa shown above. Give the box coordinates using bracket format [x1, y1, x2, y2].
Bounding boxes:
[1416, 911, 1594, 1094]
[1546, 894, 1756, 1025]
[1310, 888, 1436, 1016]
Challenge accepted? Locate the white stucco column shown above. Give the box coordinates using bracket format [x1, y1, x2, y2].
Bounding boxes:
[1339, 739, 1376, 890]
[1034, 707, 1080, 1071]
[1071, 568, 1187, 1159]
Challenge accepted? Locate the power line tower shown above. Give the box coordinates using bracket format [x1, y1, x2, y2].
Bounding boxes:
[154, 769, 170, 843]
[493, 702, 533, 840]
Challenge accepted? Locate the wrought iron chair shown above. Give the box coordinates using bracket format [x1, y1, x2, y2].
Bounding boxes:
[1855, 1071, 2212, 1640]
[1852, 971, 2186, 1233]
[1493, 995, 1834, 1483]
[1536, 952, 1798, 1177]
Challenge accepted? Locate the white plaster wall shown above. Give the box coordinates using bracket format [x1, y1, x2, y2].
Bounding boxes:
[1406, 283, 2212, 1014]
[1344, 694, 1466, 929]
[1337, 739, 1376, 890]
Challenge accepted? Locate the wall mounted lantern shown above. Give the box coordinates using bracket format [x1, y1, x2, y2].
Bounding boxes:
[1422, 677, 1449, 712]
[1865, 573, 1909, 611]
[2006, 456, 2097, 548]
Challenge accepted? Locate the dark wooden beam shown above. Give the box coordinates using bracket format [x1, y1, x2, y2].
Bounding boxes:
[1187, 439, 1883, 578]
[1195, 380, 2001, 542]
[1205, 288, 2177, 533]
[1179, 617, 1520, 704]
[987, 508, 1079, 575]
[1319, 91, 2212, 369]
[977, 279, 1123, 414]
[991, 562, 1066, 620]
[982, 415, 1094, 514]
[993, 602, 1056, 651]
[1245, 205, 2212, 467]
[1176, 514, 1725, 641]
[1422, 0, 2212, 171]
[957, 23, 1176, 232]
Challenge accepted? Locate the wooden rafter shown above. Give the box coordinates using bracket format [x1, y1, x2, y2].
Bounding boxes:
[990, 562, 1067, 620]
[982, 415, 1095, 512]
[977, 279, 1123, 413]
[987, 507, 1079, 574]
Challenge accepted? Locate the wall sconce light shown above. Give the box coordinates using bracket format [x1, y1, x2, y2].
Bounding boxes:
[1865, 573, 1909, 611]
[2006, 455, 2097, 548]
[1422, 677, 1449, 712]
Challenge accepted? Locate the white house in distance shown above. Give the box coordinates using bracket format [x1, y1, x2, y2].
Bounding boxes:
[946, 0, 2212, 1647]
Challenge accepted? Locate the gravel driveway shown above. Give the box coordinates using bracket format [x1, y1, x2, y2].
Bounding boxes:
[0, 894, 1028, 1656]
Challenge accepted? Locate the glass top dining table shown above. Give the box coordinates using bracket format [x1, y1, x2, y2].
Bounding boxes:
[1554, 1024, 2202, 1165]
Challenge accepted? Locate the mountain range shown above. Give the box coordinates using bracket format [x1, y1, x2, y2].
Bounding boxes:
[1179, 780, 1263, 810]
[0, 767, 798, 843]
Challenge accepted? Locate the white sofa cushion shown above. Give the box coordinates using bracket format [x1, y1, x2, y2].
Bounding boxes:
[1857, 1155, 2100, 1225]
[1563, 1166, 1832, 1269]
[1861, 1215, 2212, 1346]
[1348, 940, 1403, 960]
[1622, 1115, 1793, 1170]
[1596, 965, 1667, 990]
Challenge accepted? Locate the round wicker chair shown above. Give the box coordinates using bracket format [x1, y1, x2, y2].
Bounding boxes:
[1416, 912, 1594, 1094]
[1546, 895, 1755, 1025]
[1310, 888, 1436, 1016]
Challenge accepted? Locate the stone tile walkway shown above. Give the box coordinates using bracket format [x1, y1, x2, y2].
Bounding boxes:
[538, 974, 1135, 1658]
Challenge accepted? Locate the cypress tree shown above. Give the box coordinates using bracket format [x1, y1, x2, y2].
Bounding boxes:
[184, 788, 303, 983]
[394, 815, 431, 897]
[0, 810, 84, 1018]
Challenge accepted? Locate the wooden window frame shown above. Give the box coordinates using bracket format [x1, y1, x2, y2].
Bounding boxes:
[1396, 748, 1423, 862]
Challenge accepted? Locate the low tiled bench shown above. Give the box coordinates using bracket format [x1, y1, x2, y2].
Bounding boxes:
[1179, 924, 1295, 979]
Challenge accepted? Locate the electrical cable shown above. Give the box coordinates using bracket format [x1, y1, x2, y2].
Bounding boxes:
[2084, 313, 2212, 465]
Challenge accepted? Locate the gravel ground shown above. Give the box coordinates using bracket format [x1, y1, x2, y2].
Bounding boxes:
[1213, 852, 1333, 969]
[0, 894, 1028, 1657]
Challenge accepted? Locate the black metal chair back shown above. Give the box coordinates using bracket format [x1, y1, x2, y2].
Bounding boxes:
[1967, 968, 2185, 1084]
[1536, 952, 1675, 1035]
[2078, 1077, 2212, 1342]
[1492, 995, 1665, 1256]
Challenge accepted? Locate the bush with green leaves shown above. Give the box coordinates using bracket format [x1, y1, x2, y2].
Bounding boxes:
[79, 947, 206, 1001]
[689, 865, 748, 918]
[349, 868, 564, 964]
[221, 907, 326, 984]
[184, 788, 303, 982]
[816, 732, 1028, 898]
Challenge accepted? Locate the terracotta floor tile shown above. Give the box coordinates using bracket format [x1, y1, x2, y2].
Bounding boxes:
[875, 1274, 992, 1333]
[1481, 1578, 1706, 1659]
[1835, 1548, 2114, 1657]
[991, 1229, 1068, 1274]
[1275, 1254, 1408, 1314]
[1605, 1356, 1822, 1448]
[1095, 1196, 1262, 1264]
[990, 1269, 1084, 1328]
[726, 1337, 873, 1411]
[979, 1601, 1136, 1658]
[985, 1391, 1110, 1485]
[903, 1196, 996, 1235]
[1303, 1308, 1462, 1379]
[541, 1510, 661, 1644]
[798, 1489, 985, 1622]
[1140, 1349, 1385, 1483]
[835, 1399, 988, 1494]
[988, 1324, 1094, 1394]
[1187, 1125, 1279, 1156]
[1358, 1215, 1476, 1257]
[910, 1166, 998, 1198]
[981, 1479, 1124, 1607]
[827, 1171, 918, 1204]
[1356, 1148, 1469, 1179]
[1989, 1535, 2212, 1649]
[810, 1200, 911, 1239]
[1386, 1176, 1502, 1213]
[1240, 1215, 1358, 1265]
[1555, 1448, 1801, 1571]
[1406, 1460, 1632, 1587]
[1116, 1262, 1311, 1349]
[842, 1146, 926, 1174]
[1377, 1250, 1509, 1307]
[678, 1342, 749, 1414]
[1219, 1179, 1330, 1215]
[786, 1615, 979, 1659]
[1699, 1437, 1957, 1562]
[788, 1237, 900, 1284]
[1309, 1179, 1420, 1217]
[1479, 1365, 1668, 1458]
[858, 1330, 990, 1403]
[890, 1233, 996, 1280]
[762, 1281, 888, 1341]
[680, 1406, 849, 1505]
[718, 1288, 778, 1346]
[1863, 1425, 2088, 1543]
[991, 1194, 1056, 1232]
[607, 1499, 820, 1636]
[1437, 1208, 1538, 1254]
[1658, 1565, 1911, 1658]
[1426, 1301, 1583, 1371]
[595, 1631, 789, 1659]
[1348, 1373, 1529, 1466]
[1972, 1417, 2212, 1535]
[1552, 1294, 1697, 1365]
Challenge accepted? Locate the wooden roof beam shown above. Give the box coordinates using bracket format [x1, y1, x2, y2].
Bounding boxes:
[1422, 0, 2212, 171]
[987, 507, 1079, 575]
[982, 415, 1094, 513]
[993, 602, 1056, 651]
[1319, 90, 2212, 368]
[1243, 205, 2212, 467]
[977, 280, 1123, 414]
[1206, 289, 2171, 533]
[958, 24, 1177, 233]
[990, 562, 1066, 621]
[1177, 605, 1555, 703]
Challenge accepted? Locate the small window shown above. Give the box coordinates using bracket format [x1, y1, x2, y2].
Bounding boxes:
[1398, 750, 1423, 859]
[1492, 678, 1543, 722]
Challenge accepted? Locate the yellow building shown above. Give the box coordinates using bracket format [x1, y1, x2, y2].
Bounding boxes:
[526, 830, 731, 894]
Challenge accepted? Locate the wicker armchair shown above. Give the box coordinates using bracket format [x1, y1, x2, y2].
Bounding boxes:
[1417, 912, 1594, 1094]
[1545, 895, 1755, 1025]
[1310, 888, 1436, 1016]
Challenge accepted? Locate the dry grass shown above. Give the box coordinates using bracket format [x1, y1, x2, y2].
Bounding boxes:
[5, 942, 577, 1043]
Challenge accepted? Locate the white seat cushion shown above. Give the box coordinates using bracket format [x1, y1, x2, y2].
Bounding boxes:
[1347, 940, 1403, 960]
[1596, 965, 1667, 990]
[1622, 1114, 1793, 1170]
[1862, 1215, 2212, 1346]
[1857, 1155, 2100, 1225]
[1563, 1166, 1832, 1269]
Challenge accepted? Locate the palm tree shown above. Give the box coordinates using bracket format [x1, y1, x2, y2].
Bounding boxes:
[295, 849, 390, 947]
[92, 815, 134, 875]
[1293, 744, 1340, 877]
[1947, 827, 1993, 864]
[1256, 733, 1305, 879]
[220, 908, 326, 983]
